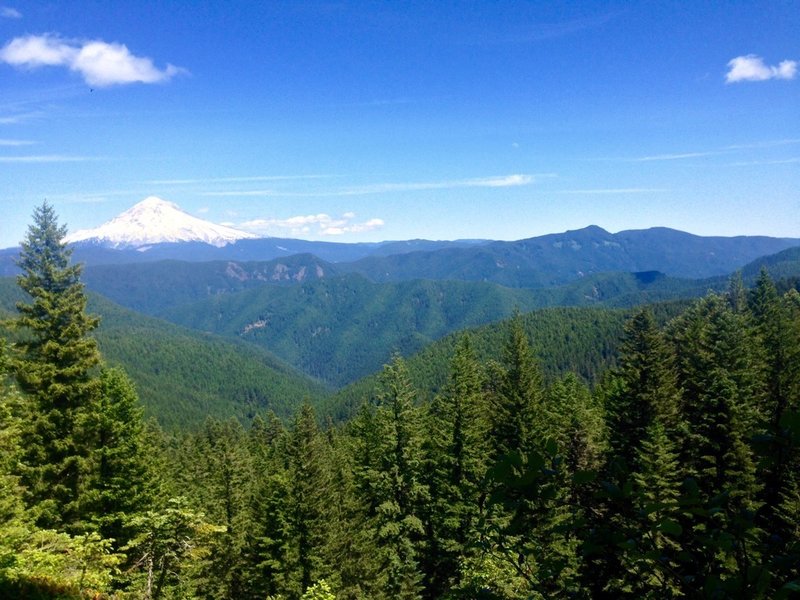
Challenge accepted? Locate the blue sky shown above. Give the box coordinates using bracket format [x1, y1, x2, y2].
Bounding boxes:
[0, 1, 798, 248]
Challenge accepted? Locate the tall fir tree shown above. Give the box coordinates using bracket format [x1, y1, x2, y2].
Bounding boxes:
[749, 273, 800, 584]
[78, 367, 155, 552]
[248, 449, 294, 598]
[667, 294, 766, 591]
[356, 356, 428, 600]
[285, 403, 332, 598]
[421, 334, 489, 597]
[488, 311, 545, 460]
[188, 418, 254, 600]
[605, 308, 681, 472]
[13, 202, 101, 530]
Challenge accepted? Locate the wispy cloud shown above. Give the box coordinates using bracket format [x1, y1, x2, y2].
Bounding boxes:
[239, 213, 385, 236]
[621, 139, 800, 163]
[0, 111, 44, 124]
[0, 154, 98, 163]
[145, 174, 334, 185]
[0, 34, 187, 87]
[726, 55, 797, 83]
[556, 188, 667, 195]
[0, 138, 35, 146]
[729, 157, 800, 166]
[633, 151, 723, 162]
[724, 138, 800, 150]
[201, 174, 538, 198]
[1, 6, 21, 18]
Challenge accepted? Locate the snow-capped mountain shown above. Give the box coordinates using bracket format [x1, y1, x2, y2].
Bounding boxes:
[64, 196, 258, 248]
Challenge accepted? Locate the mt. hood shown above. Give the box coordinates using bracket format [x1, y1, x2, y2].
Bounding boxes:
[64, 196, 258, 248]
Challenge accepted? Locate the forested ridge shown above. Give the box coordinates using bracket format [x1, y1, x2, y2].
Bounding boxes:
[76, 246, 800, 390]
[1, 205, 799, 599]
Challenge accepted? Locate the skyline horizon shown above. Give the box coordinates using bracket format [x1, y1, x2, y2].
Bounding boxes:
[3, 194, 799, 252]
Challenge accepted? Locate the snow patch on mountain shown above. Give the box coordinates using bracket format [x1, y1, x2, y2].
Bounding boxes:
[64, 196, 258, 248]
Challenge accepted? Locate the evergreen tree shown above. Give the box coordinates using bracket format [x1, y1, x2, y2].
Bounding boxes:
[589, 309, 682, 597]
[0, 338, 29, 572]
[749, 274, 800, 586]
[606, 309, 680, 472]
[190, 418, 254, 600]
[545, 372, 605, 478]
[356, 356, 428, 600]
[488, 311, 545, 460]
[667, 294, 766, 590]
[421, 335, 489, 597]
[285, 403, 331, 597]
[246, 413, 295, 598]
[78, 367, 155, 552]
[13, 202, 101, 530]
[624, 422, 683, 598]
[319, 417, 377, 600]
[750, 271, 800, 525]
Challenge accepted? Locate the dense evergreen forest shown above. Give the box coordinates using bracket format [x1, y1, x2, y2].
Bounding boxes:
[1, 204, 799, 599]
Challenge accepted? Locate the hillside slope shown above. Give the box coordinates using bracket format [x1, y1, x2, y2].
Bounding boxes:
[0, 278, 328, 429]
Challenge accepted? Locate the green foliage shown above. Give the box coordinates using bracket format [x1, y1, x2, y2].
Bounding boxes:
[300, 579, 335, 600]
[421, 335, 490, 596]
[0, 277, 329, 430]
[88, 292, 330, 429]
[124, 497, 223, 600]
[488, 312, 545, 459]
[78, 367, 156, 551]
[605, 308, 680, 470]
[12, 203, 103, 531]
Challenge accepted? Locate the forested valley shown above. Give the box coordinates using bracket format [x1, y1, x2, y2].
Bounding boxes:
[1, 205, 799, 599]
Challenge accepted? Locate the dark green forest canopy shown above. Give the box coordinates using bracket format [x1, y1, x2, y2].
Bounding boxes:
[323, 303, 689, 422]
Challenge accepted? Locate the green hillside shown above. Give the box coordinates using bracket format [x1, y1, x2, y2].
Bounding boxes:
[159, 273, 543, 386]
[0, 277, 328, 429]
[323, 301, 690, 421]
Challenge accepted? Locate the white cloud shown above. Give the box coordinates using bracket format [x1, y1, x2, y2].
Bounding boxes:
[202, 173, 537, 198]
[239, 213, 385, 237]
[323, 218, 385, 235]
[0, 34, 186, 87]
[726, 54, 798, 83]
[0, 6, 21, 18]
[1, 35, 75, 66]
[197, 206, 210, 214]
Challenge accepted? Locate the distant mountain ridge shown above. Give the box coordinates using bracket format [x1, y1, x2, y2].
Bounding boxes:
[338, 225, 800, 286]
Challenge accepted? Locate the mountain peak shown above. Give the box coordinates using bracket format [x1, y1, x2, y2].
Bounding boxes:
[64, 197, 258, 248]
